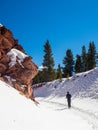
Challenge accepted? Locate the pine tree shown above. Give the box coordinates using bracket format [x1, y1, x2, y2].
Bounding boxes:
[57, 64, 62, 82]
[81, 45, 88, 72]
[97, 54, 98, 67]
[63, 49, 74, 77]
[75, 55, 82, 73]
[33, 71, 45, 84]
[42, 40, 56, 82]
[87, 42, 97, 70]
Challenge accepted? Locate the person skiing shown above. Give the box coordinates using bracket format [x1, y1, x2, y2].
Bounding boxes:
[66, 92, 72, 108]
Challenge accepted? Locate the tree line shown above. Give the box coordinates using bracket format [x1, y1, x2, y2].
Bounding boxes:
[33, 40, 98, 84]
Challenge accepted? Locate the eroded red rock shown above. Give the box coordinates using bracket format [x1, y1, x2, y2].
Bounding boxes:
[0, 25, 38, 100]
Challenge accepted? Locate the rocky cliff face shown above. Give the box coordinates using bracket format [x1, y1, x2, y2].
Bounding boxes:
[0, 25, 38, 100]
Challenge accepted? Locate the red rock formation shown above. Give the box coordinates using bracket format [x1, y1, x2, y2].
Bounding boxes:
[0, 25, 38, 100]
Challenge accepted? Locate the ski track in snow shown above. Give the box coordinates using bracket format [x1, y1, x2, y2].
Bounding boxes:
[33, 68, 98, 130]
[72, 106, 98, 130]
[39, 99, 98, 130]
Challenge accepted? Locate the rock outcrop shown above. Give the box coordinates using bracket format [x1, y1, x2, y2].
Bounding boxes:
[0, 25, 38, 100]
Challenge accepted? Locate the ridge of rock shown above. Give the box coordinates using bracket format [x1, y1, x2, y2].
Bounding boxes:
[0, 25, 38, 101]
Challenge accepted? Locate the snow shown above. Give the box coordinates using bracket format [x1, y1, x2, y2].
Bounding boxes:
[1, 68, 98, 130]
[7, 48, 28, 68]
[34, 68, 98, 99]
[38, 65, 48, 70]
[0, 23, 3, 27]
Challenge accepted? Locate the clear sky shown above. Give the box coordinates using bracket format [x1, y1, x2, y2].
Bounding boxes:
[0, 0, 98, 68]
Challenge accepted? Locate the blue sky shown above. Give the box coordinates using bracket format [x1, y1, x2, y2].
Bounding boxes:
[0, 0, 98, 68]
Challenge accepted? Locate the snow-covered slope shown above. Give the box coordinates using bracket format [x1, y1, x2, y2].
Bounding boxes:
[1, 68, 98, 130]
[1, 79, 98, 130]
[33, 68, 98, 130]
[0, 80, 39, 130]
[34, 68, 98, 99]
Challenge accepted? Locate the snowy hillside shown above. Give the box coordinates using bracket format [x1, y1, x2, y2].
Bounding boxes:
[1, 68, 98, 130]
[34, 67, 98, 99]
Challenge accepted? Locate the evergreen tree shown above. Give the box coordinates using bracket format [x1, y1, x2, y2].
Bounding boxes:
[63, 49, 74, 77]
[42, 40, 56, 82]
[57, 64, 62, 82]
[87, 42, 96, 70]
[75, 55, 82, 73]
[33, 71, 45, 84]
[96, 53, 98, 67]
[81, 45, 88, 72]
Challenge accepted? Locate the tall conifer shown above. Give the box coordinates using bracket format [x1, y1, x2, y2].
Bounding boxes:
[87, 42, 96, 70]
[75, 55, 82, 73]
[63, 49, 74, 77]
[81, 45, 87, 72]
[57, 64, 62, 81]
[42, 40, 56, 82]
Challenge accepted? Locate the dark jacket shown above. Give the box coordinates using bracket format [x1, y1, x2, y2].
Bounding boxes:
[66, 92, 72, 108]
[66, 93, 71, 100]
